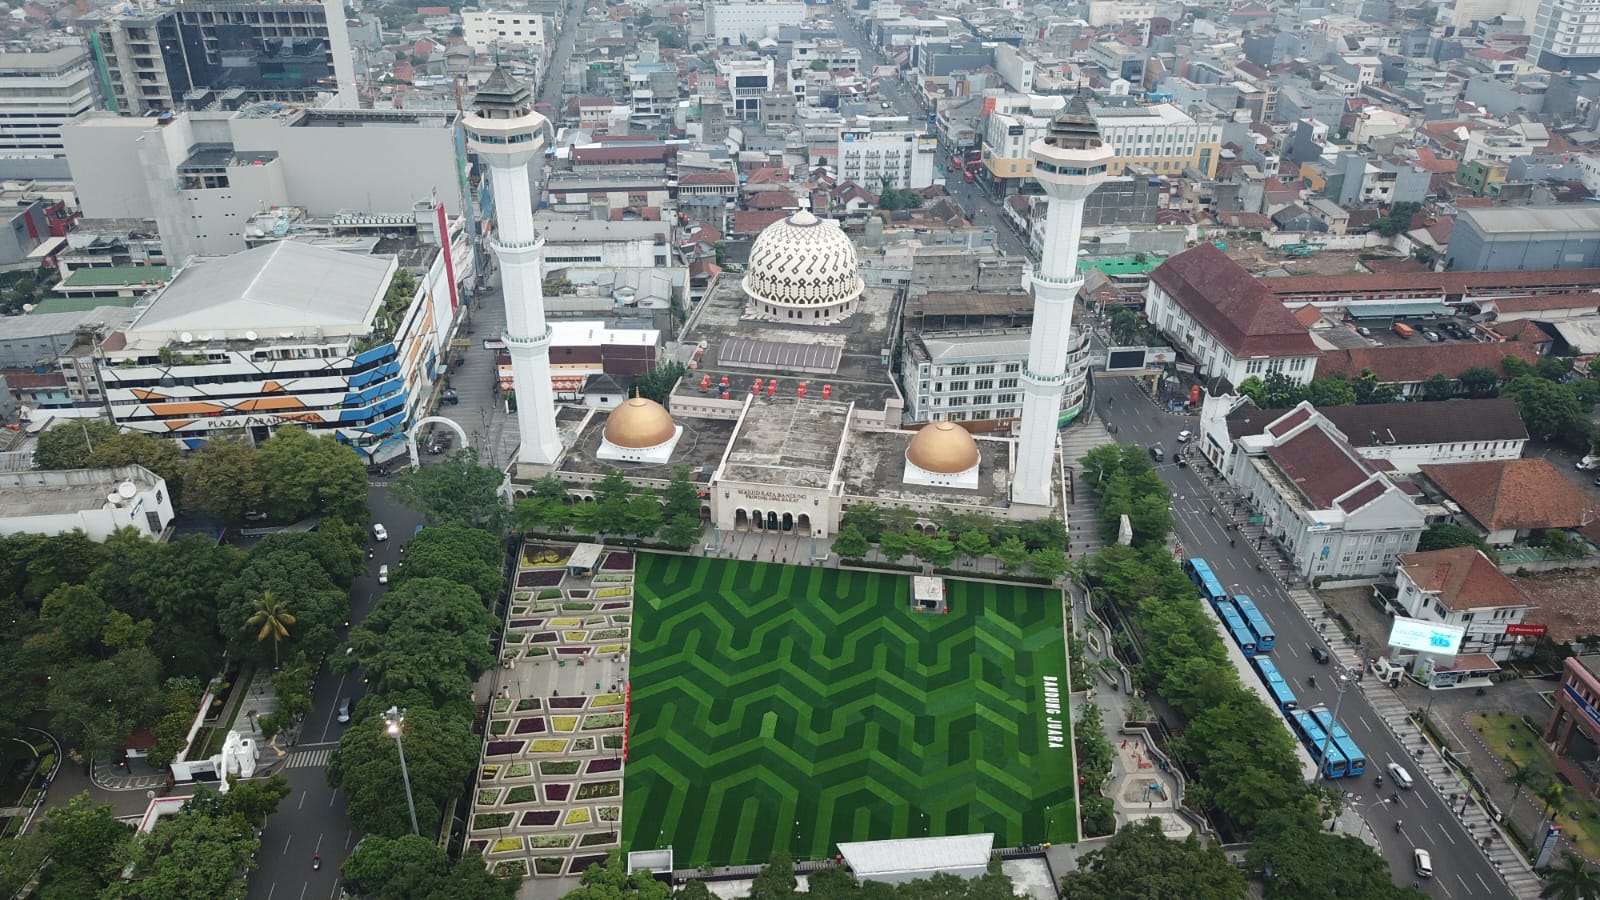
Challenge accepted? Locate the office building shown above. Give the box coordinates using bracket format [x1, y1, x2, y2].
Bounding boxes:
[0, 465, 175, 541]
[0, 46, 98, 179]
[1091, 101, 1223, 178]
[1534, 0, 1600, 76]
[837, 122, 938, 191]
[706, 0, 806, 45]
[1446, 207, 1600, 272]
[461, 9, 547, 52]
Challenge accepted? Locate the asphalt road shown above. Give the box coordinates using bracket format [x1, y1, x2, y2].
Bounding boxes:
[244, 489, 428, 900]
[1092, 371, 1514, 899]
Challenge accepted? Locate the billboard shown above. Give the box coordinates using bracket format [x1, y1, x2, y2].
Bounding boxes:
[1103, 346, 1176, 372]
[1387, 618, 1466, 655]
[1505, 623, 1548, 637]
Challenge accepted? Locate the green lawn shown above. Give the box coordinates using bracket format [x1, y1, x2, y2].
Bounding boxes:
[624, 555, 1076, 866]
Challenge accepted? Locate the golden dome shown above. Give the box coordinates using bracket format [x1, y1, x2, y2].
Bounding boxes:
[906, 421, 980, 475]
[604, 396, 676, 449]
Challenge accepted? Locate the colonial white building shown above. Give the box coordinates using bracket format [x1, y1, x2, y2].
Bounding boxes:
[1228, 404, 1426, 580]
[1145, 243, 1319, 388]
[1393, 547, 1536, 663]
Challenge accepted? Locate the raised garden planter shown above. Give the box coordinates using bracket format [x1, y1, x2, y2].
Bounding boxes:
[583, 617, 606, 626]
[601, 604, 629, 612]
[489, 720, 509, 736]
[563, 807, 590, 826]
[520, 810, 560, 827]
[582, 714, 623, 730]
[571, 854, 609, 875]
[563, 631, 588, 642]
[529, 834, 574, 849]
[575, 781, 619, 800]
[480, 765, 500, 780]
[529, 740, 567, 753]
[537, 588, 562, 600]
[505, 786, 540, 804]
[492, 699, 511, 714]
[601, 551, 633, 570]
[477, 788, 501, 805]
[509, 619, 541, 629]
[473, 812, 513, 829]
[550, 617, 582, 627]
[549, 697, 587, 709]
[552, 716, 578, 733]
[517, 570, 564, 588]
[540, 760, 581, 775]
[572, 737, 595, 751]
[484, 740, 524, 756]
[590, 628, 628, 640]
[601, 735, 622, 749]
[490, 837, 523, 854]
[513, 717, 547, 734]
[534, 858, 563, 875]
[497, 860, 530, 878]
[593, 573, 632, 583]
[562, 602, 597, 611]
[469, 840, 488, 854]
[505, 633, 529, 643]
[599, 806, 619, 822]
[586, 758, 622, 774]
[506, 762, 533, 778]
[544, 783, 571, 802]
[525, 647, 550, 657]
[595, 588, 630, 600]
[592, 693, 624, 707]
[515, 698, 542, 711]
[530, 633, 558, 644]
[567, 590, 592, 599]
[556, 647, 588, 656]
[579, 832, 616, 847]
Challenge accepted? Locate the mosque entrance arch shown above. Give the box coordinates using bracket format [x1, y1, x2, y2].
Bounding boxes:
[406, 416, 470, 468]
[781, 512, 793, 533]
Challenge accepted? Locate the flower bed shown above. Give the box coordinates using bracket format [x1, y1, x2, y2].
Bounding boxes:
[584, 617, 606, 626]
[529, 835, 573, 849]
[557, 647, 589, 656]
[505, 786, 540, 804]
[552, 716, 578, 733]
[517, 570, 564, 588]
[469, 840, 488, 854]
[571, 854, 608, 875]
[525, 647, 550, 657]
[520, 810, 560, 827]
[537, 589, 563, 600]
[567, 589, 592, 599]
[489, 720, 509, 736]
[599, 806, 619, 822]
[509, 619, 541, 629]
[549, 697, 587, 709]
[490, 837, 522, 853]
[601, 604, 629, 612]
[579, 832, 616, 847]
[534, 858, 563, 875]
[529, 633, 558, 643]
[477, 789, 500, 805]
[590, 628, 628, 640]
[586, 758, 622, 774]
[582, 714, 623, 730]
[595, 644, 626, 655]
[484, 740, 524, 757]
[480, 765, 500, 780]
[601, 551, 633, 571]
[540, 760, 581, 775]
[515, 698, 542, 711]
[506, 762, 533, 778]
[602, 735, 622, 749]
[575, 781, 619, 800]
[591, 693, 624, 707]
[498, 860, 531, 878]
[513, 718, 547, 734]
[505, 633, 529, 644]
[523, 546, 566, 565]
[564, 807, 591, 826]
[550, 617, 582, 627]
[592, 574, 632, 583]
[561, 602, 596, 611]
[529, 740, 567, 753]
[473, 812, 513, 829]
[492, 699, 511, 715]
[562, 631, 588, 643]
[544, 783, 571, 802]
[572, 737, 595, 751]
[595, 587, 631, 599]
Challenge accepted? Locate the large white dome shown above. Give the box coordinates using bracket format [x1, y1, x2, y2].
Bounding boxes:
[741, 209, 865, 321]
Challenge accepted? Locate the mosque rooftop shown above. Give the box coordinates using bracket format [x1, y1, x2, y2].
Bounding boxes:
[839, 431, 1017, 510]
[719, 397, 852, 490]
[556, 409, 733, 482]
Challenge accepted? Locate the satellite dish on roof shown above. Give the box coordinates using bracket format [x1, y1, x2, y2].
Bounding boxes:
[119, 481, 138, 499]
[180, 332, 194, 343]
[245, 330, 259, 341]
[107, 492, 124, 506]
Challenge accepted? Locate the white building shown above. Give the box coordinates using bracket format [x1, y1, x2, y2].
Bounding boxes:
[0, 46, 97, 175]
[61, 105, 465, 265]
[838, 125, 938, 190]
[534, 216, 672, 271]
[96, 240, 450, 462]
[1228, 404, 1426, 580]
[1393, 547, 1536, 663]
[1145, 243, 1319, 388]
[900, 328, 1092, 430]
[1091, 101, 1224, 178]
[461, 9, 546, 52]
[1534, 0, 1600, 76]
[706, 0, 807, 44]
[717, 57, 776, 122]
[992, 44, 1036, 93]
[0, 465, 175, 541]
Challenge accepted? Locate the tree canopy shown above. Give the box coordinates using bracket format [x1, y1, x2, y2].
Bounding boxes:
[1248, 808, 1426, 900]
[341, 834, 516, 900]
[327, 702, 480, 838]
[254, 425, 369, 522]
[336, 576, 497, 706]
[1060, 818, 1244, 900]
[391, 447, 509, 531]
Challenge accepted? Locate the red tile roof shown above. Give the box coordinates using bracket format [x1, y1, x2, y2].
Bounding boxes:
[731, 211, 787, 234]
[1263, 421, 1378, 510]
[748, 190, 798, 210]
[1419, 459, 1600, 531]
[1148, 243, 1317, 358]
[1490, 292, 1600, 313]
[1268, 268, 1600, 300]
[1315, 342, 1539, 385]
[1398, 547, 1529, 611]
[680, 171, 737, 186]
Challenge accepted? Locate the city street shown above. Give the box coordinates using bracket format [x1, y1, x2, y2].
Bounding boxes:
[1092, 372, 1517, 898]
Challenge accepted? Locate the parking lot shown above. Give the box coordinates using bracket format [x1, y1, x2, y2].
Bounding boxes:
[1348, 315, 1488, 347]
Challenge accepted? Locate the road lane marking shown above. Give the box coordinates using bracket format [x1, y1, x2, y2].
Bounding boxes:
[1436, 821, 1456, 844]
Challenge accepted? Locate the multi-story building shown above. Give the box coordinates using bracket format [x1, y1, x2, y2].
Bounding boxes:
[1534, 0, 1600, 76]
[0, 190, 53, 266]
[533, 216, 672, 270]
[900, 321, 1093, 431]
[1144, 243, 1318, 387]
[82, 0, 356, 116]
[0, 465, 175, 541]
[96, 239, 450, 461]
[706, 0, 806, 45]
[838, 122, 937, 190]
[1392, 548, 1536, 664]
[1091, 101, 1223, 178]
[1445, 207, 1600, 272]
[1227, 404, 1426, 581]
[461, 9, 546, 52]
[1542, 656, 1600, 800]
[979, 104, 1056, 195]
[0, 46, 98, 178]
[62, 104, 466, 266]
[717, 57, 774, 122]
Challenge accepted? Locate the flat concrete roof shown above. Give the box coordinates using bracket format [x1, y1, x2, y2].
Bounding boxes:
[840, 430, 1015, 509]
[0, 464, 159, 517]
[557, 410, 732, 481]
[721, 397, 850, 489]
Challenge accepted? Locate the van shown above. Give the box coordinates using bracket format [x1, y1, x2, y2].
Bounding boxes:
[1413, 848, 1432, 879]
[378, 564, 389, 585]
[1392, 322, 1416, 339]
[336, 698, 351, 724]
[1149, 445, 1164, 462]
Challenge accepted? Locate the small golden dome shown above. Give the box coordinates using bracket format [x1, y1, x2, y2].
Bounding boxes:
[604, 396, 676, 449]
[906, 421, 980, 475]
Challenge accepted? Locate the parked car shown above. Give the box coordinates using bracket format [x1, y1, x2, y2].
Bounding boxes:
[243, 511, 268, 522]
[442, 388, 459, 405]
[1177, 430, 1192, 443]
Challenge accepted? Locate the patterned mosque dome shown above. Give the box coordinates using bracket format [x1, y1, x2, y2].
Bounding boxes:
[741, 209, 866, 315]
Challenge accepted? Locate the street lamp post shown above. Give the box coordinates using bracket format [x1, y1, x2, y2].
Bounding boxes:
[1314, 667, 1352, 783]
[384, 706, 421, 836]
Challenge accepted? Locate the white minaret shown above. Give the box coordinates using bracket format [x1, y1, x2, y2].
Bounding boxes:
[1014, 92, 1113, 508]
[463, 68, 562, 465]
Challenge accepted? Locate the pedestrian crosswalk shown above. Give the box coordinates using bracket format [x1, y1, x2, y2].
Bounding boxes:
[284, 749, 333, 769]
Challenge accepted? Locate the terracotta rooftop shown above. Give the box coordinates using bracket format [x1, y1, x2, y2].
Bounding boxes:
[1267, 268, 1600, 300]
[1315, 342, 1540, 385]
[1263, 419, 1380, 510]
[1148, 243, 1318, 358]
[1489, 292, 1600, 314]
[730, 210, 787, 234]
[1398, 547, 1530, 611]
[679, 171, 737, 186]
[1419, 459, 1600, 532]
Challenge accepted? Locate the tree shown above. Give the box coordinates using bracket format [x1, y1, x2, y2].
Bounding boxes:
[631, 362, 687, 404]
[336, 578, 497, 707]
[221, 774, 291, 828]
[749, 852, 797, 900]
[624, 493, 664, 538]
[832, 525, 870, 562]
[661, 513, 703, 550]
[1246, 808, 1418, 900]
[513, 475, 572, 534]
[114, 787, 259, 899]
[34, 419, 119, 470]
[1351, 369, 1399, 405]
[1504, 375, 1585, 441]
[146, 680, 204, 768]
[341, 834, 516, 900]
[245, 590, 295, 668]
[1417, 522, 1493, 558]
[20, 793, 135, 898]
[567, 851, 671, 900]
[920, 536, 956, 568]
[1109, 308, 1144, 346]
[1303, 375, 1356, 408]
[955, 529, 990, 566]
[1459, 366, 1501, 399]
[327, 703, 479, 838]
[1540, 851, 1600, 900]
[662, 466, 701, 521]
[255, 426, 368, 523]
[1030, 547, 1069, 582]
[85, 431, 189, 508]
[1060, 817, 1243, 900]
[877, 529, 910, 564]
[398, 525, 503, 608]
[1422, 373, 1455, 401]
[391, 447, 508, 531]
[1538, 779, 1569, 824]
[993, 536, 1030, 574]
[49, 648, 165, 760]
[185, 433, 265, 520]
[839, 505, 885, 541]
[1504, 760, 1542, 834]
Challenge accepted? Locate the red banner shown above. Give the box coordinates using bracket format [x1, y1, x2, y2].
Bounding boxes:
[1506, 623, 1548, 637]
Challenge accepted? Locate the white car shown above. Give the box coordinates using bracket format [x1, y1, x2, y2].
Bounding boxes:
[1413, 848, 1432, 879]
[1177, 430, 1192, 443]
[372, 523, 389, 542]
[1387, 761, 1414, 789]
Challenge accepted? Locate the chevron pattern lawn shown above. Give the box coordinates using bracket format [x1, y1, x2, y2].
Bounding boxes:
[624, 554, 1077, 866]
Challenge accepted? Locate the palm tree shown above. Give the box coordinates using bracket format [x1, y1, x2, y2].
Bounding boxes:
[1505, 761, 1542, 831]
[245, 590, 295, 669]
[1540, 851, 1600, 900]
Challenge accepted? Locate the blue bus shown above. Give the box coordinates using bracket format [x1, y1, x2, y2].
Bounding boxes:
[1290, 710, 1349, 778]
[1217, 603, 1258, 657]
[1184, 557, 1228, 606]
[1312, 708, 1368, 777]
[1231, 595, 1276, 653]
[1251, 657, 1298, 712]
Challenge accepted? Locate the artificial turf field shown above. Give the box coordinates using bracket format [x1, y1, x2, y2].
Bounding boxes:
[623, 554, 1077, 866]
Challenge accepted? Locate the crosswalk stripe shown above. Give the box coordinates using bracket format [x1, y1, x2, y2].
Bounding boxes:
[285, 749, 333, 769]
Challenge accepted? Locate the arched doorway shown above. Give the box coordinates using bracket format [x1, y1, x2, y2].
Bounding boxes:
[797, 513, 812, 536]
[735, 509, 749, 531]
[766, 511, 779, 531]
[781, 512, 793, 532]
[752, 509, 765, 531]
